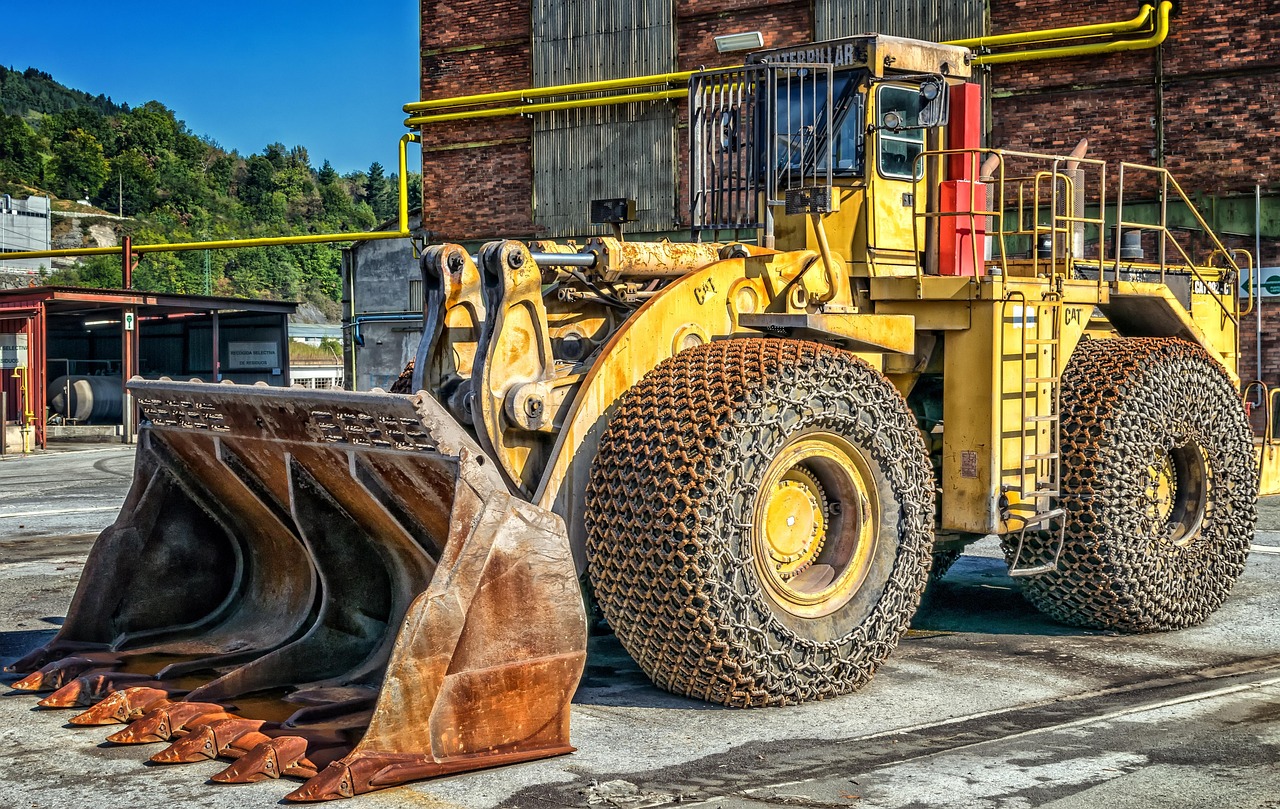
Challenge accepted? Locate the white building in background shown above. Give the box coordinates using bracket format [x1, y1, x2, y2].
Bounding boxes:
[0, 195, 51, 280]
[288, 322, 343, 389]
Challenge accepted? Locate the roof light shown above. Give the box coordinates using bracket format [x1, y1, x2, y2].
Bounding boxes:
[714, 32, 764, 53]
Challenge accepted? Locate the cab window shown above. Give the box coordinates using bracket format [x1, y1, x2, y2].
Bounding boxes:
[774, 72, 865, 178]
[876, 85, 926, 181]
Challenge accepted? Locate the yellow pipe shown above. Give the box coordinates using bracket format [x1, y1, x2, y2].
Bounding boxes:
[973, 1, 1171, 65]
[404, 71, 696, 113]
[948, 4, 1153, 49]
[4, 134, 422, 263]
[404, 89, 685, 127]
[402, 5, 1172, 127]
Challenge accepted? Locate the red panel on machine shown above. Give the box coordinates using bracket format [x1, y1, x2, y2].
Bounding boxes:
[939, 181, 987, 277]
[940, 82, 986, 276]
[947, 82, 983, 181]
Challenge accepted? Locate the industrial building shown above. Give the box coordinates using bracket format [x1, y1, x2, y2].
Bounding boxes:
[0, 286, 295, 450]
[398, 0, 1279, 380]
[0, 195, 52, 284]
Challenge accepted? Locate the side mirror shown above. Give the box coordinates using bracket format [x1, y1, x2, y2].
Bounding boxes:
[918, 78, 949, 128]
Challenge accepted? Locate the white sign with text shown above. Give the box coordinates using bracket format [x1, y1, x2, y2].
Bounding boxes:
[227, 341, 279, 370]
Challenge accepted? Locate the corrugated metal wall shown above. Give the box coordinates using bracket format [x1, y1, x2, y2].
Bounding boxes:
[814, 0, 986, 43]
[531, 0, 677, 237]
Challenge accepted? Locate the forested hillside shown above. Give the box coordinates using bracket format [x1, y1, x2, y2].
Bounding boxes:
[0, 66, 420, 314]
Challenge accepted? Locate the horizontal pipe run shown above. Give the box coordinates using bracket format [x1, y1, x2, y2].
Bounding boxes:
[404, 71, 696, 113]
[403, 5, 1173, 127]
[4, 134, 422, 263]
[404, 89, 685, 127]
[950, 4, 1153, 49]
[973, 1, 1171, 65]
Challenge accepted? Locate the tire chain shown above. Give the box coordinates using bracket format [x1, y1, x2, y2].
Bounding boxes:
[585, 339, 934, 707]
[1005, 338, 1256, 631]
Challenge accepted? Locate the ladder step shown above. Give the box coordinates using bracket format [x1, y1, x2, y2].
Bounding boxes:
[1008, 561, 1058, 578]
[1024, 339, 1060, 345]
[1026, 377, 1058, 384]
[1026, 415, 1059, 422]
[1022, 489, 1059, 498]
[1025, 452, 1059, 461]
[1018, 508, 1065, 526]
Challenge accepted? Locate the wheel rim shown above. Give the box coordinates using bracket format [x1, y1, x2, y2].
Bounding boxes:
[752, 431, 879, 619]
[1140, 439, 1208, 547]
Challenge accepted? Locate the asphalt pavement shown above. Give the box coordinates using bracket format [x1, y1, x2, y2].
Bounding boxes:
[0, 445, 1277, 809]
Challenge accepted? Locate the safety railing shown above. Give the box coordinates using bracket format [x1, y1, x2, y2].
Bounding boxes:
[1242, 380, 1280, 444]
[1114, 162, 1240, 326]
[909, 147, 1110, 290]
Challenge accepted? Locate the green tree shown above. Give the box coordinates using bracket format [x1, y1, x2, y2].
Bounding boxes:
[40, 106, 112, 150]
[116, 101, 178, 154]
[365, 161, 393, 222]
[0, 113, 43, 183]
[317, 159, 338, 186]
[50, 128, 109, 199]
[103, 149, 157, 215]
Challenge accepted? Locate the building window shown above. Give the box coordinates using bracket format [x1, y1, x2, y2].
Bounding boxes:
[408, 279, 424, 313]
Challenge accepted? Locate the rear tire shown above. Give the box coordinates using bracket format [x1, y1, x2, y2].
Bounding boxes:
[585, 339, 934, 707]
[1007, 338, 1256, 631]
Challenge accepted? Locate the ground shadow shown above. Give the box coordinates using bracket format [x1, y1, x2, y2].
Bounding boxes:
[912, 555, 1101, 637]
[0, 628, 58, 692]
[575, 632, 727, 711]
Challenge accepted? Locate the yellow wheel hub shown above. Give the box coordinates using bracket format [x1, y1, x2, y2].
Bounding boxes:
[762, 471, 826, 577]
[752, 432, 879, 619]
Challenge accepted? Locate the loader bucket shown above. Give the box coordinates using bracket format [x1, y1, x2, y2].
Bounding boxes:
[4, 379, 587, 801]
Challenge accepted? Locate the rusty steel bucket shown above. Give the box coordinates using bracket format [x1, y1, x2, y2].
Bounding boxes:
[4, 378, 587, 801]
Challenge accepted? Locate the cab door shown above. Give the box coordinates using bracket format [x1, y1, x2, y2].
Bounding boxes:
[866, 83, 928, 276]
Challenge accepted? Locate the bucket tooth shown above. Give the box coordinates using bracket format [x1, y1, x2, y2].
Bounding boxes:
[37, 672, 156, 708]
[10, 656, 105, 692]
[105, 702, 230, 744]
[151, 717, 266, 763]
[212, 736, 346, 783]
[69, 687, 174, 726]
[4, 643, 110, 676]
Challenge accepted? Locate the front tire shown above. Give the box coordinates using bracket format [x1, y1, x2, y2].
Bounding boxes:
[1008, 338, 1256, 631]
[585, 339, 934, 707]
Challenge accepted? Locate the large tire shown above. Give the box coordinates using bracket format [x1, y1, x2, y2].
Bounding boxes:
[585, 339, 934, 707]
[1008, 338, 1256, 631]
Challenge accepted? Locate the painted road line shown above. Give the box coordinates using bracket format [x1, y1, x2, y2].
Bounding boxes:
[0, 507, 118, 519]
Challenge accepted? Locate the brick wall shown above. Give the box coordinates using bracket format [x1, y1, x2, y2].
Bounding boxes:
[419, 0, 815, 241]
[419, 0, 533, 240]
[989, 1, 1280, 196]
[989, 1, 1280, 387]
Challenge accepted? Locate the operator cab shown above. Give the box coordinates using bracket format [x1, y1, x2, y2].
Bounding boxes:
[690, 34, 973, 274]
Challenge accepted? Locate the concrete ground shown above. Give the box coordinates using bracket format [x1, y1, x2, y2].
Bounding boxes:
[0, 446, 1278, 808]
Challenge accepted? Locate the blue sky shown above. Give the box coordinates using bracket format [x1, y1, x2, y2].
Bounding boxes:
[3, 1, 419, 174]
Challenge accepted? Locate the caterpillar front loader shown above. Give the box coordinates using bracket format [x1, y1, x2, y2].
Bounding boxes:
[5, 34, 1263, 801]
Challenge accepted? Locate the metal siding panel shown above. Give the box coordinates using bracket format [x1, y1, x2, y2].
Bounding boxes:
[816, 0, 986, 42]
[532, 0, 676, 237]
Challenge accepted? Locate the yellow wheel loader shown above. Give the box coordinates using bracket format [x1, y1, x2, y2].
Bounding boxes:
[5, 34, 1262, 800]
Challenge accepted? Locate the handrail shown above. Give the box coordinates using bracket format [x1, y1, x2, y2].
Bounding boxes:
[1114, 161, 1240, 325]
[1242, 380, 1270, 441]
[972, 1, 1172, 65]
[909, 147, 1110, 286]
[1233, 249, 1254, 316]
[2, 134, 423, 262]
